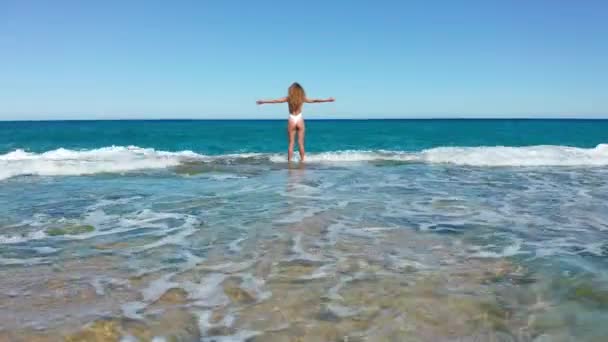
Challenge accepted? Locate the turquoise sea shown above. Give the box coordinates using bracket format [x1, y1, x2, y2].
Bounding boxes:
[1, 119, 608, 341]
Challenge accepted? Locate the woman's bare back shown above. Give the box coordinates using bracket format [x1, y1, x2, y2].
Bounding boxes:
[256, 83, 334, 162]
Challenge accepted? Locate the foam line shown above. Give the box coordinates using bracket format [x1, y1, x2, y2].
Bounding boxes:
[2, 144, 607, 180]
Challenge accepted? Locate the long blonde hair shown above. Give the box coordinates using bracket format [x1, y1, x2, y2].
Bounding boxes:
[287, 82, 305, 114]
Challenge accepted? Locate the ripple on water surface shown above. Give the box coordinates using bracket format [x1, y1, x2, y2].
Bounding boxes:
[1, 162, 608, 341]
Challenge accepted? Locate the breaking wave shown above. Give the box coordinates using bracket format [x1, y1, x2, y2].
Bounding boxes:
[0, 146, 204, 180]
[1, 144, 607, 180]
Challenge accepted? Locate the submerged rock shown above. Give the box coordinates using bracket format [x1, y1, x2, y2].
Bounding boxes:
[154, 287, 189, 305]
[274, 259, 324, 281]
[528, 311, 569, 333]
[94, 242, 131, 250]
[149, 309, 201, 341]
[0, 331, 59, 342]
[249, 323, 342, 342]
[223, 280, 256, 304]
[46, 225, 94, 236]
[64, 310, 201, 342]
[570, 283, 608, 308]
[551, 276, 608, 309]
[64, 319, 152, 341]
[316, 307, 341, 322]
[64, 319, 122, 342]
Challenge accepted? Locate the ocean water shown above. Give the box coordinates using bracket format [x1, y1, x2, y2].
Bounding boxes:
[1, 119, 608, 341]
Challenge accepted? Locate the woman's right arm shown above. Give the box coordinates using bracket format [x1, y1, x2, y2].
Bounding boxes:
[257, 97, 288, 105]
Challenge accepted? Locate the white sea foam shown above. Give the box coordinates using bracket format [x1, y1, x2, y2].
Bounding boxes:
[270, 144, 608, 165]
[0, 146, 204, 180]
[288, 144, 608, 166]
[198, 308, 258, 342]
[208, 174, 248, 180]
[299, 264, 335, 280]
[201, 330, 260, 342]
[134, 220, 199, 252]
[121, 301, 147, 320]
[33, 246, 58, 254]
[471, 239, 528, 258]
[120, 335, 139, 342]
[0, 256, 47, 265]
[90, 276, 130, 296]
[2, 144, 607, 181]
[0, 204, 200, 255]
[227, 236, 247, 253]
[290, 234, 323, 262]
[420, 144, 608, 166]
[142, 273, 178, 302]
[268, 150, 415, 163]
[197, 260, 256, 273]
[327, 303, 361, 318]
[0, 230, 47, 244]
[185, 273, 229, 307]
[240, 273, 272, 301]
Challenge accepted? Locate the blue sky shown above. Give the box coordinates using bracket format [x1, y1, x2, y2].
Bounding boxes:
[1, 0, 607, 120]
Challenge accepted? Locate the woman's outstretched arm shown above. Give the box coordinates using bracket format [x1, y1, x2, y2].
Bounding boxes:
[256, 97, 287, 105]
[305, 97, 335, 103]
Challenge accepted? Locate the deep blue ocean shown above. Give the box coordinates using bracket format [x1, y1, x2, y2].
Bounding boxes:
[1, 119, 608, 341]
[1, 119, 607, 154]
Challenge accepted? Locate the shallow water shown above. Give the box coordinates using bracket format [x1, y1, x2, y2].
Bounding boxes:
[1, 120, 608, 341]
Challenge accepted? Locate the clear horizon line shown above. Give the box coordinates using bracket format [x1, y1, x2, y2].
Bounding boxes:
[2, 116, 608, 122]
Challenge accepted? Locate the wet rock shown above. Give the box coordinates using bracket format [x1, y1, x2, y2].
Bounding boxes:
[128, 272, 160, 288]
[249, 323, 342, 342]
[254, 259, 273, 279]
[0, 331, 58, 342]
[223, 281, 256, 304]
[148, 309, 201, 341]
[46, 279, 66, 290]
[210, 307, 229, 324]
[336, 271, 514, 338]
[65, 310, 201, 342]
[41, 279, 98, 305]
[64, 319, 122, 342]
[300, 324, 342, 342]
[154, 288, 189, 305]
[455, 260, 527, 285]
[76, 285, 99, 301]
[66, 312, 199, 342]
[64, 318, 155, 342]
[238, 280, 327, 332]
[476, 300, 511, 330]
[276, 260, 324, 280]
[120, 318, 153, 340]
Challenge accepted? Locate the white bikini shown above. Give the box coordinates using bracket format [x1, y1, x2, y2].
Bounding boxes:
[289, 112, 303, 124]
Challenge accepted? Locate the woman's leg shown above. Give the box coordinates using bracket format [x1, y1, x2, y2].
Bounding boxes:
[287, 121, 297, 162]
[297, 121, 305, 162]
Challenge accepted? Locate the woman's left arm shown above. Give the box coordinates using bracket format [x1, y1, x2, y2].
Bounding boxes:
[305, 97, 335, 103]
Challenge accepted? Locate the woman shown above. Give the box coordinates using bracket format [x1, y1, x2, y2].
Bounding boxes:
[257, 83, 335, 162]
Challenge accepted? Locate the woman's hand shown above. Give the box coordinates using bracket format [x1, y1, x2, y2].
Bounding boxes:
[256, 100, 264, 105]
[327, 97, 335, 102]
